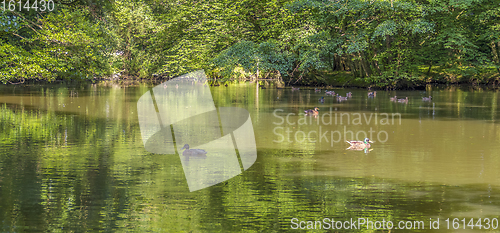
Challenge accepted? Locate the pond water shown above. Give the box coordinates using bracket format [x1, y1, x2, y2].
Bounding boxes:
[1, 82, 500, 232]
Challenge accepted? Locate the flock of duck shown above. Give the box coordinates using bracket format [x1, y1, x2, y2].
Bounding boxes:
[303, 88, 433, 115]
[180, 87, 433, 154]
[299, 88, 433, 152]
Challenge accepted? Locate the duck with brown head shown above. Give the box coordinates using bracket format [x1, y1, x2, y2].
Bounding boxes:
[304, 107, 319, 117]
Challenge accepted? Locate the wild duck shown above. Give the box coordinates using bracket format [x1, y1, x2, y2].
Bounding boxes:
[397, 97, 409, 103]
[181, 144, 207, 156]
[319, 97, 325, 103]
[325, 90, 335, 96]
[292, 87, 300, 91]
[346, 138, 374, 150]
[315, 88, 321, 92]
[337, 96, 348, 101]
[390, 96, 397, 101]
[304, 107, 319, 117]
[422, 96, 432, 101]
[346, 92, 352, 97]
[368, 91, 377, 97]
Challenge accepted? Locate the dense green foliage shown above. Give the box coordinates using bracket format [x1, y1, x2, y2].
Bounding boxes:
[0, 0, 499, 87]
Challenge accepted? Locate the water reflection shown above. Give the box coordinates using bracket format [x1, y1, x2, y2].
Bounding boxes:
[1, 83, 500, 231]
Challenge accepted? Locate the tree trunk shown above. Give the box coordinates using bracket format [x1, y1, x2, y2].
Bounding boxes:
[371, 45, 382, 75]
[498, 42, 500, 74]
[327, 53, 336, 71]
[396, 43, 402, 76]
[347, 55, 357, 77]
[359, 51, 372, 77]
[340, 55, 347, 71]
[491, 41, 500, 74]
[359, 60, 363, 77]
[354, 58, 363, 78]
[256, 61, 260, 80]
[386, 35, 393, 64]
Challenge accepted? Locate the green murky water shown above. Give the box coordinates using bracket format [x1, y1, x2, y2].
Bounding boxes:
[1, 83, 500, 232]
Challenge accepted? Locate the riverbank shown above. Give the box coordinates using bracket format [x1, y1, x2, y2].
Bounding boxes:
[299, 70, 500, 89]
[2, 71, 500, 90]
[3, 78, 500, 93]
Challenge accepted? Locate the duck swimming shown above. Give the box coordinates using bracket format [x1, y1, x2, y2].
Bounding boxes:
[422, 96, 432, 101]
[325, 90, 335, 96]
[319, 97, 325, 103]
[397, 97, 409, 103]
[304, 107, 319, 117]
[390, 96, 397, 101]
[181, 144, 207, 156]
[337, 96, 348, 101]
[346, 138, 374, 150]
